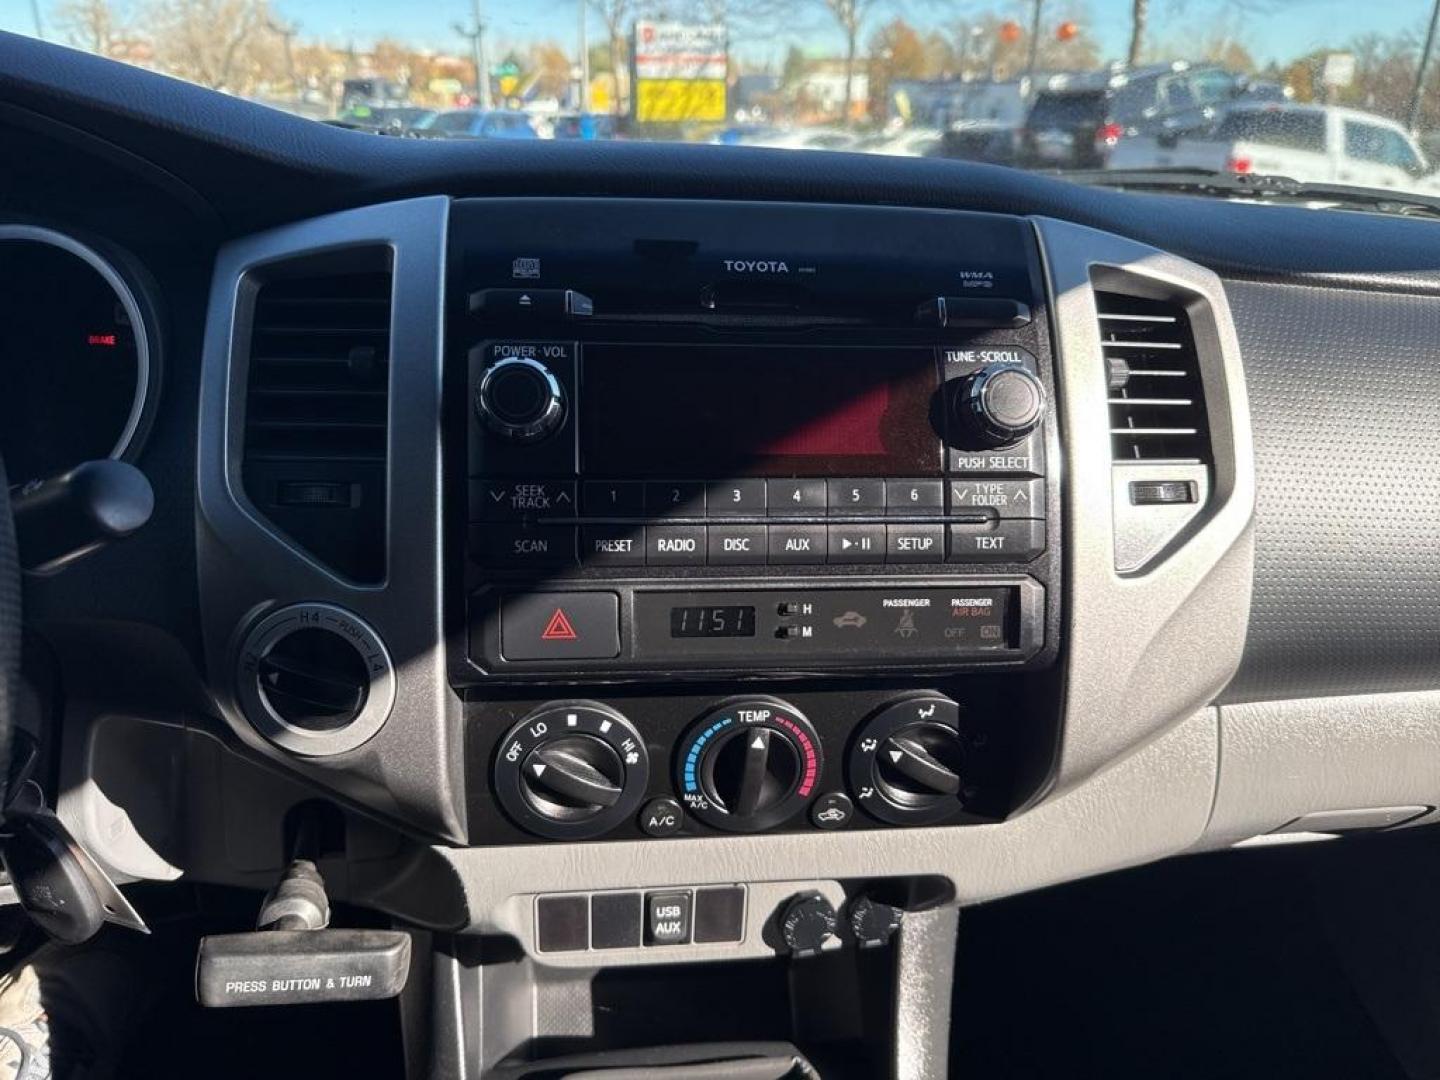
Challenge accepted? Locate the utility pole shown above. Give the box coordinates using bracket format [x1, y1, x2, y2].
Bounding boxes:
[1409, 0, 1440, 133]
[455, 0, 492, 110]
[579, 0, 590, 111]
[28, 0, 44, 39]
[1024, 0, 1044, 86]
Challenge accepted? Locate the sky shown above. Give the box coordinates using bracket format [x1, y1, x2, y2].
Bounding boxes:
[2, 0, 1432, 71]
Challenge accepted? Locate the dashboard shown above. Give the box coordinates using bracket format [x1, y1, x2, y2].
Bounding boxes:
[7, 29, 1440, 1076]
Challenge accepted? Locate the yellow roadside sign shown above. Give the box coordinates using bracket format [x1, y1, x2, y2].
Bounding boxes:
[635, 78, 726, 123]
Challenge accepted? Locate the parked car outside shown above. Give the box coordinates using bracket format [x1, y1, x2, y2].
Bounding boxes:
[420, 109, 538, 140]
[1108, 103, 1440, 194]
[1017, 62, 1271, 170]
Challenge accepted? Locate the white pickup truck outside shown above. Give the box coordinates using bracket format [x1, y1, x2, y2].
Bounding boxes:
[1108, 103, 1440, 195]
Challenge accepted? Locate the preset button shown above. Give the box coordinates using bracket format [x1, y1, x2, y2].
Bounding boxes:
[706, 480, 766, 517]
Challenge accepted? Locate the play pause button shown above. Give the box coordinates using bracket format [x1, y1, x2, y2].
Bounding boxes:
[827, 524, 885, 564]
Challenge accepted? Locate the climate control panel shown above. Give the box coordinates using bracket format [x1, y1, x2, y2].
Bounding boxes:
[469, 684, 1025, 844]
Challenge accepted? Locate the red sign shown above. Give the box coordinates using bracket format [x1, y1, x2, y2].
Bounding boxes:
[541, 608, 578, 641]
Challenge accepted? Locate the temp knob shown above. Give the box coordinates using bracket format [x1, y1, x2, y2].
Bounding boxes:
[475, 356, 565, 442]
[778, 891, 838, 956]
[850, 694, 968, 826]
[954, 365, 1045, 447]
[676, 698, 823, 833]
[494, 702, 649, 839]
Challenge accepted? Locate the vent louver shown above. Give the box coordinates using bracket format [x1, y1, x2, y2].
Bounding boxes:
[241, 252, 392, 583]
[1097, 291, 1211, 464]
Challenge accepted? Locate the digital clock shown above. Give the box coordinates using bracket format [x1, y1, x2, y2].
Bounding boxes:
[669, 606, 756, 638]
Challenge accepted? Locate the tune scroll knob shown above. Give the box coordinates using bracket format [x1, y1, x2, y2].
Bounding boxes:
[494, 702, 649, 839]
[954, 365, 1046, 448]
[677, 698, 823, 833]
[475, 356, 565, 442]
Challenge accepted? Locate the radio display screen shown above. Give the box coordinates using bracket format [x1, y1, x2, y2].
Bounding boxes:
[581, 344, 942, 477]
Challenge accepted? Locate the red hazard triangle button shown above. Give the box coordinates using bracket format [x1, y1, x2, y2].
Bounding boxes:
[541, 607, 578, 641]
[500, 592, 619, 661]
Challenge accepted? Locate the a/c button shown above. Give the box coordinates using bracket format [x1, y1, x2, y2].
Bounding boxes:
[500, 592, 620, 661]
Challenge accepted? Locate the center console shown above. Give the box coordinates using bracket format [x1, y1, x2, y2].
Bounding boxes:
[448, 200, 1062, 847]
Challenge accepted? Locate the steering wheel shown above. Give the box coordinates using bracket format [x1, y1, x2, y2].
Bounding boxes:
[0, 455, 16, 810]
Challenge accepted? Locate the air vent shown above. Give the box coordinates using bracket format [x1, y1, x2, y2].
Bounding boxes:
[241, 250, 393, 583]
[1097, 291, 1211, 464]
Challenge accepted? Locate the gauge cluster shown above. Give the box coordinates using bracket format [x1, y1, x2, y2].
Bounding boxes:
[0, 227, 156, 489]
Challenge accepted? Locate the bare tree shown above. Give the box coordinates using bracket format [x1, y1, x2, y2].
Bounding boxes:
[590, 0, 636, 112]
[146, 0, 270, 92]
[54, 0, 123, 55]
[1127, 0, 1148, 66]
[819, 0, 880, 124]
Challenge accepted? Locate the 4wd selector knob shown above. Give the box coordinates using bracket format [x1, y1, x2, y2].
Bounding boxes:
[475, 356, 565, 442]
[494, 702, 648, 839]
[677, 698, 822, 833]
[954, 365, 1045, 447]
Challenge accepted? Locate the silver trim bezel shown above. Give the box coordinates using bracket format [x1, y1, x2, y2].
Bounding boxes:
[0, 224, 153, 470]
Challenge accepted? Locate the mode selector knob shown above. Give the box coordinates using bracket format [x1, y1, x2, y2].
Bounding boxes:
[475, 357, 565, 442]
[850, 694, 968, 826]
[954, 365, 1045, 448]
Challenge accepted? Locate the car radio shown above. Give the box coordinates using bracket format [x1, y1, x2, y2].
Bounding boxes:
[452, 199, 1059, 681]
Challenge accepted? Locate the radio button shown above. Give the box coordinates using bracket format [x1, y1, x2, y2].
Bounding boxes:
[947, 520, 1045, 563]
[826, 479, 885, 516]
[885, 524, 945, 563]
[707, 480, 766, 517]
[826, 524, 885, 564]
[707, 525, 767, 565]
[474, 480, 576, 521]
[581, 525, 646, 566]
[767, 525, 826, 565]
[884, 480, 945, 517]
[947, 478, 1043, 518]
[646, 526, 706, 566]
[647, 482, 706, 519]
[767, 480, 826, 517]
[583, 481, 645, 517]
[474, 524, 577, 566]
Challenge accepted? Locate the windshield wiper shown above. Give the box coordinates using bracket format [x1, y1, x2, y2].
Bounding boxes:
[1052, 168, 1440, 220]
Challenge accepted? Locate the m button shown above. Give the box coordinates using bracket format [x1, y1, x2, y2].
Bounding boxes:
[500, 592, 620, 661]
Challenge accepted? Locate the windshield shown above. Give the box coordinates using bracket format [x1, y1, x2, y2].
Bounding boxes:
[9, 1, 1440, 199]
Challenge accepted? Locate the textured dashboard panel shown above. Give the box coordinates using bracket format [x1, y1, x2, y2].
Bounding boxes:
[1224, 280, 1440, 702]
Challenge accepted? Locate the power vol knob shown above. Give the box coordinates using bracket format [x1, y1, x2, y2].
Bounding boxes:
[475, 356, 565, 442]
